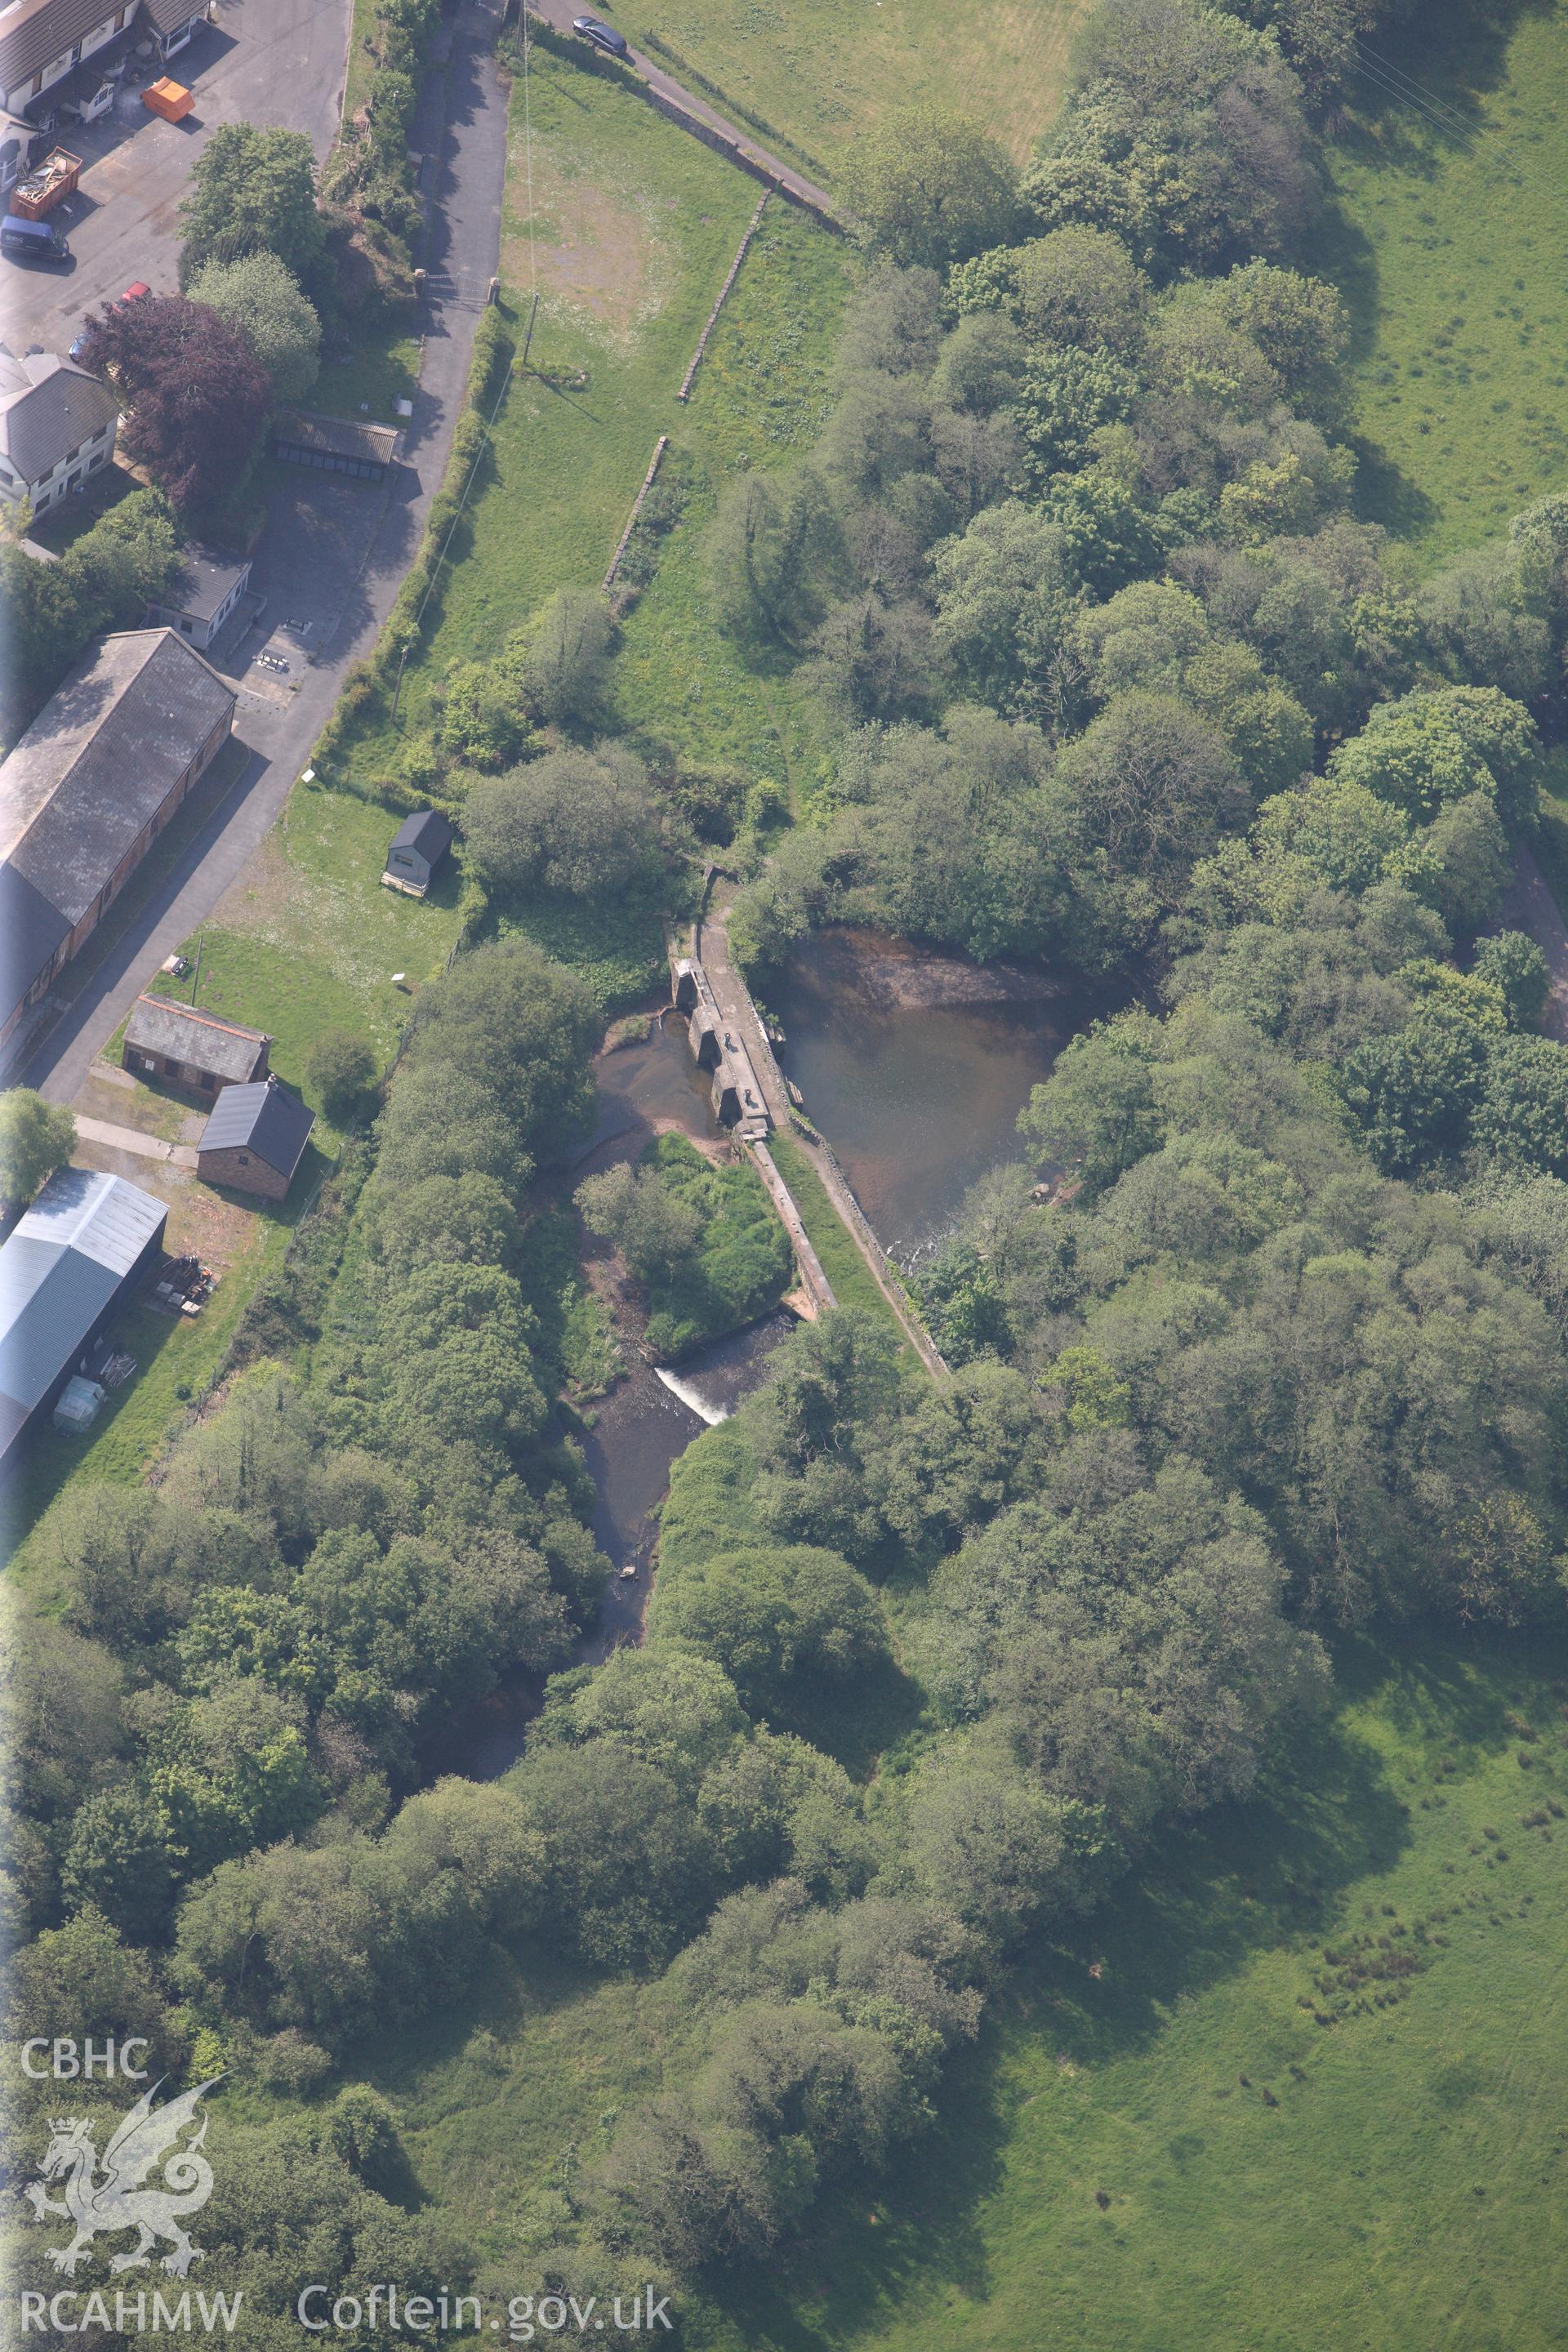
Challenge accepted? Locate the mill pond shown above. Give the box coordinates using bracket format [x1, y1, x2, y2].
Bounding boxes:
[583, 926, 1108, 1538]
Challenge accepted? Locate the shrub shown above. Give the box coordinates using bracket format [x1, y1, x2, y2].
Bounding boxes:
[308, 1031, 379, 1125]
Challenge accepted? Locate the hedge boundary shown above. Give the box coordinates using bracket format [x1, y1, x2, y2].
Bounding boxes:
[310, 305, 515, 785]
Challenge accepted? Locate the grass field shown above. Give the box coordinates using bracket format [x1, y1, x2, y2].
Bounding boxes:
[145, 781, 466, 1147]
[339, 41, 853, 793]
[313, 329, 421, 425]
[612, 194, 848, 783]
[348, 44, 760, 761]
[611, 0, 1092, 175]
[693, 1628, 1568, 2352]
[1325, 0, 1568, 571]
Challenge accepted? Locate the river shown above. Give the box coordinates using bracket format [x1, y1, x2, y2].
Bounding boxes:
[427, 940, 1098, 1778]
[770, 928, 1107, 1265]
[421, 1013, 795, 1778]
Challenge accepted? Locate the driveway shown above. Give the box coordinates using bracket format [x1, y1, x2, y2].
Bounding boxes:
[2, 0, 351, 359]
[24, 0, 511, 1103]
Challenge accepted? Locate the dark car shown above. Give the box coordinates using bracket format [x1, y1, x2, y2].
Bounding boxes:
[572, 16, 629, 56]
[2, 215, 69, 267]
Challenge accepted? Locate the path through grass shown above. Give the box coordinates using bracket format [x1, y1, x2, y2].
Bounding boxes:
[612, 0, 1092, 176]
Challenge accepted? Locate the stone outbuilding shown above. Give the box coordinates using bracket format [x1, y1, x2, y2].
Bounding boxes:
[122, 994, 270, 1099]
[0, 627, 236, 1064]
[196, 1075, 314, 1202]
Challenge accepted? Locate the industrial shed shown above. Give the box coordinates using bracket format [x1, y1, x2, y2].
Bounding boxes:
[0, 628, 236, 1063]
[0, 1165, 167, 1478]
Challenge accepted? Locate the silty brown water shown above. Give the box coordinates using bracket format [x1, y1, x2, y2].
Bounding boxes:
[771, 929, 1109, 1263]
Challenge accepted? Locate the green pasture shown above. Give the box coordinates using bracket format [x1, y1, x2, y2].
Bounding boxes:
[700, 1628, 1568, 2352]
[608, 0, 1090, 175]
[1325, 0, 1568, 571]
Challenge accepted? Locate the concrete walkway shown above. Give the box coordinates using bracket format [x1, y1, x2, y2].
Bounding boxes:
[697, 890, 948, 1379]
[1500, 844, 1568, 1045]
[74, 1117, 198, 1169]
[526, 1, 840, 221]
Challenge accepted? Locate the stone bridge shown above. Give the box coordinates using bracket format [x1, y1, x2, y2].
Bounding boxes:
[672, 957, 771, 1139]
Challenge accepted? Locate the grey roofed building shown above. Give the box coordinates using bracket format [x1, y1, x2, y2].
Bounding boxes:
[156, 548, 247, 626]
[0, 0, 129, 101]
[139, 0, 205, 43]
[198, 1075, 315, 1178]
[123, 994, 270, 1084]
[0, 859, 69, 1018]
[0, 1165, 167, 1472]
[390, 808, 452, 864]
[147, 545, 252, 651]
[271, 408, 399, 481]
[0, 353, 119, 501]
[0, 628, 234, 926]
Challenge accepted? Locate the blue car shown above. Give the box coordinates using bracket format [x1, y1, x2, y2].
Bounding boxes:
[572, 16, 629, 56]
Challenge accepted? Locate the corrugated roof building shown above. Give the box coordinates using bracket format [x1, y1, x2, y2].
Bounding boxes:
[0, 627, 236, 1064]
[0, 1164, 167, 1475]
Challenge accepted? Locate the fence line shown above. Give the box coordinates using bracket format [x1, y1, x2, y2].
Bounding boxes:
[678, 189, 768, 402]
[604, 434, 670, 590]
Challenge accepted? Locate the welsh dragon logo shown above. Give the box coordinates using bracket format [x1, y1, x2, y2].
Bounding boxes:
[23, 2078, 222, 2278]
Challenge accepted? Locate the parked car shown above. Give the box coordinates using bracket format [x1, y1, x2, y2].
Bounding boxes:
[2, 215, 69, 266]
[69, 283, 150, 362]
[572, 16, 629, 55]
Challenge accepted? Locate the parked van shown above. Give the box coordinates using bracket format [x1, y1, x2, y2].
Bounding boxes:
[2, 215, 69, 265]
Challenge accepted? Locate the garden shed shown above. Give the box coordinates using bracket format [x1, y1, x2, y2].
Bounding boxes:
[381, 808, 452, 898]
